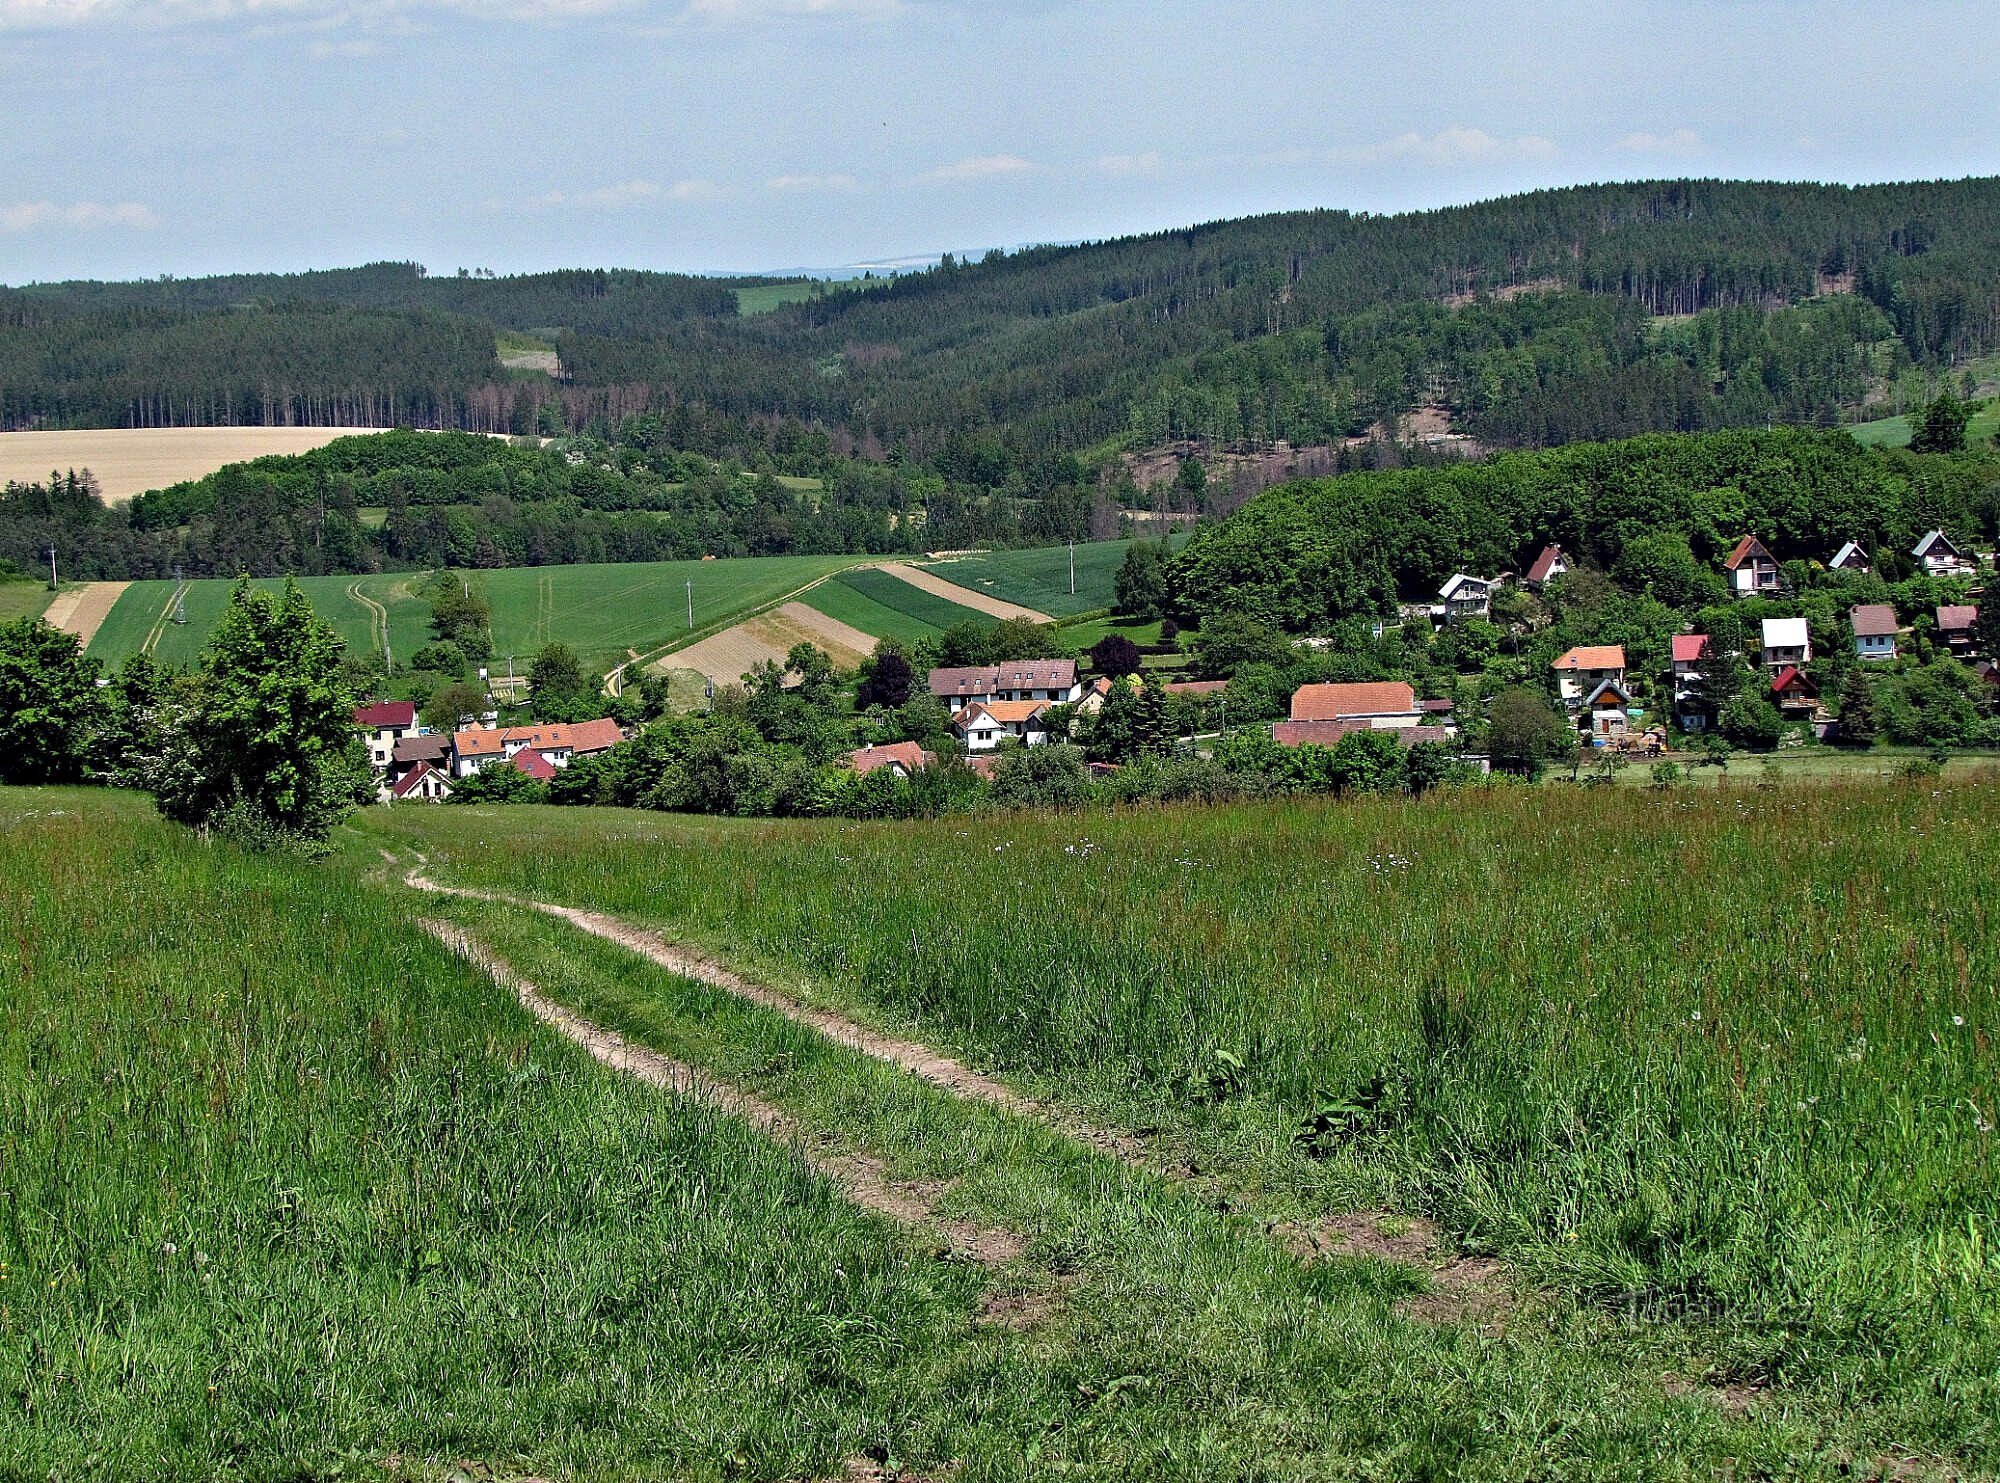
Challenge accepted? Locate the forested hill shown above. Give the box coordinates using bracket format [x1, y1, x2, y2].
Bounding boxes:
[8, 178, 2000, 460]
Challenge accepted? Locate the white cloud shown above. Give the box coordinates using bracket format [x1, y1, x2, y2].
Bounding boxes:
[767, 172, 860, 193]
[2, 199, 159, 231]
[681, 0, 898, 20]
[1616, 127, 1703, 156]
[926, 153, 1032, 184]
[1358, 126, 1558, 168]
[490, 177, 722, 212]
[1096, 151, 1163, 179]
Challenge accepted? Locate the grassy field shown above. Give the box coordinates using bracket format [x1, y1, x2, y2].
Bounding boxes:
[0, 577, 53, 624]
[85, 556, 866, 675]
[362, 782, 2000, 1471]
[1850, 399, 2000, 449]
[797, 566, 989, 643]
[919, 538, 1181, 619]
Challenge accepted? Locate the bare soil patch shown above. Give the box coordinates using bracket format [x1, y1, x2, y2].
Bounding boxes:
[427, 921, 1025, 1264]
[42, 581, 129, 645]
[872, 563, 1052, 624]
[0, 427, 389, 502]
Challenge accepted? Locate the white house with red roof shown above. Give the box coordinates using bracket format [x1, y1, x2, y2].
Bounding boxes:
[450, 718, 625, 777]
[388, 760, 453, 803]
[1524, 544, 1567, 588]
[953, 699, 1051, 752]
[928, 660, 1080, 708]
[1288, 681, 1424, 728]
[847, 740, 933, 778]
[1550, 645, 1625, 706]
[353, 700, 418, 771]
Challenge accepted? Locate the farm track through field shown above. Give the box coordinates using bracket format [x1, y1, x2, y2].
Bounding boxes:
[398, 855, 1514, 1312]
[345, 580, 388, 656]
[139, 584, 182, 655]
[425, 919, 1027, 1264]
[41, 581, 128, 645]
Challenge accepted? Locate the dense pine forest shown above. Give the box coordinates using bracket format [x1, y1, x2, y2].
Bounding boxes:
[7, 179, 2000, 463]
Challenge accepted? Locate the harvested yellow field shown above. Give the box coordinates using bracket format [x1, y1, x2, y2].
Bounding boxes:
[870, 561, 1052, 623]
[41, 581, 129, 645]
[655, 601, 876, 689]
[0, 427, 389, 502]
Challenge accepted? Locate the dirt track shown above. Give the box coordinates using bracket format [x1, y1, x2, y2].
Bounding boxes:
[876, 563, 1051, 623]
[42, 582, 129, 645]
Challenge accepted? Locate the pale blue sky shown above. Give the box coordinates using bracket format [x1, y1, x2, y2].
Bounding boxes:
[1, 0, 1993, 282]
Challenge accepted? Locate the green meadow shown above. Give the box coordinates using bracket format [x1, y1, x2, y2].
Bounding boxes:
[919, 537, 1184, 618]
[798, 566, 989, 643]
[85, 555, 867, 675]
[0, 578, 52, 625]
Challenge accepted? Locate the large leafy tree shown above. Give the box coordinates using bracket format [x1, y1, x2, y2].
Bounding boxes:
[153, 580, 372, 846]
[528, 641, 595, 721]
[0, 617, 104, 784]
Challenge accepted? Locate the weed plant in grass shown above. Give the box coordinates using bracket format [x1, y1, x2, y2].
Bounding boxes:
[367, 782, 2000, 1441]
[0, 789, 973, 1480]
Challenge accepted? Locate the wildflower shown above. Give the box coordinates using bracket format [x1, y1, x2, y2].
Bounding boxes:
[1953, 1015, 1966, 1028]
[1690, 1010, 1701, 1022]
[160, 1242, 177, 1257]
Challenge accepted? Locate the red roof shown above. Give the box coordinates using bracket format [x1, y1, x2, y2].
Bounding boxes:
[849, 740, 932, 776]
[1525, 545, 1564, 582]
[509, 748, 557, 780]
[1551, 645, 1625, 672]
[1770, 666, 1817, 698]
[389, 760, 447, 798]
[1723, 534, 1775, 571]
[354, 700, 416, 729]
[1273, 721, 1453, 749]
[1937, 605, 1978, 632]
[452, 718, 624, 760]
[1850, 604, 1898, 637]
[1670, 634, 1710, 663]
[1289, 681, 1417, 722]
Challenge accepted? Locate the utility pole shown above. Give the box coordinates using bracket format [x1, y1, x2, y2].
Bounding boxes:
[686, 579, 694, 629]
[47, 544, 57, 591]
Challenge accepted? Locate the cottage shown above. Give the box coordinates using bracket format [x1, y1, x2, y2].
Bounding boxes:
[1936, 604, 1979, 657]
[1668, 634, 1710, 728]
[1288, 681, 1424, 728]
[1550, 645, 1626, 706]
[927, 660, 1081, 708]
[381, 732, 451, 801]
[1722, 535, 1782, 598]
[1769, 666, 1819, 719]
[1828, 541, 1871, 574]
[848, 740, 933, 778]
[1579, 678, 1634, 741]
[450, 717, 624, 777]
[1849, 604, 1898, 661]
[1436, 573, 1494, 622]
[353, 700, 418, 772]
[1760, 616, 1811, 672]
[1525, 544, 1568, 589]
[1913, 530, 1972, 576]
[388, 760, 454, 803]
[953, 699, 1050, 752]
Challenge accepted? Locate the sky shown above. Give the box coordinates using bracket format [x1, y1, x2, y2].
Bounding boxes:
[1, 0, 1995, 283]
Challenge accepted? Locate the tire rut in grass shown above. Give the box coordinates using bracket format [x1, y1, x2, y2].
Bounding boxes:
[425, 920, 1025, 1266]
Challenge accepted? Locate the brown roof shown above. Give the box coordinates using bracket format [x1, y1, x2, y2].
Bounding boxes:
[1289, 681, 1417, 722]
[1850, 604, 1898, 637]
[1272, 721, 1453, 749]
[391, 733, 449, 765]
[957, 699, 1050, 725]
[1723, 534, 1775, 571]
[1551, 645, 1625, 671]
[1525, 544, 1564, 582]
[927, 660, 1076, 697]
[849, 740, 933, 776]
[1937, 605, 1978, 632]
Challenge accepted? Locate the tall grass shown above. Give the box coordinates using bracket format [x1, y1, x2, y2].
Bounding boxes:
[0, 789, 972, 1479]
[371, 783, 2000, 1416]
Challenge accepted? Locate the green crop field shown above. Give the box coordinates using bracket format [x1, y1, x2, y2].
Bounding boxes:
[361, 780, 2000, 1474]
[919, 536, 1187, 619]
[1850, 399, 2000, 449]
[798, 566, 988, 642]
[85, 555, 866, 675]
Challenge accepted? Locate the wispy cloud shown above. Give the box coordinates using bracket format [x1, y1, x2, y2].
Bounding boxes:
[926, 153, 1032, 184]
[2, 199, 159, 231]
[1095, 151, 1164, 179]
[681, 0, 899, 20]
[766, 172, 860, 193]
[1615, 127, 1703, 156]
[1354, 126, 1558, 167]
[489, 177, 720, 212]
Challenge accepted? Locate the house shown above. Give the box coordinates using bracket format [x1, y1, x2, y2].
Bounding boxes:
[1669, 634, 1710, 728]
[388, 760, 453, 803]
[1550, 645, 1625, 706]
[928, 660, 1081, 708]
[1579, 678, 1634, 742]
[450, 717, 625, 777]
[1437, 573, 1494, 622]
[353, 700, 418, 771]
[953, 699, 1049, 752]
[382, 732, 451, 801]
[1525, 544, 1568, 588]
[508, 747, 557, 782]
[1760, 616, 1811, 672]
[1913, 530, 1972, 576]
[848, 740, 933, 778]
[1828, 541, 1871, 574]
[1271, 720, 1454, 749]
[1770, 666, 1819, 720]
[1288, 681, 1424, 728]
[1723, 534, 1782, 598]
[1936, 604, 1979, 657]
[1849, 604, 1899, 661]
